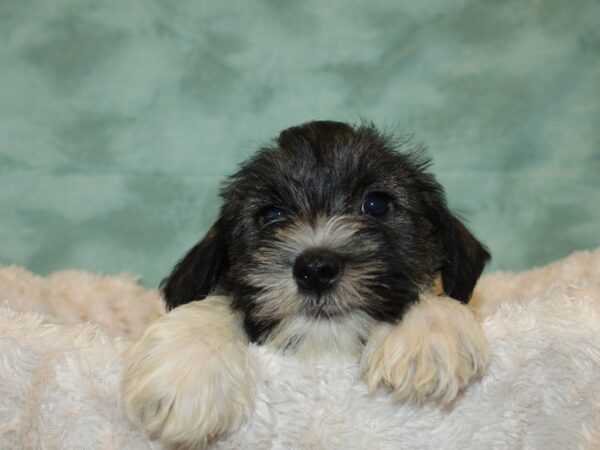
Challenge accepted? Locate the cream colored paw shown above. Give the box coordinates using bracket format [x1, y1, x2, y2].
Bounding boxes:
[121, 296, 254, 449]
[361, 294, 488, 405]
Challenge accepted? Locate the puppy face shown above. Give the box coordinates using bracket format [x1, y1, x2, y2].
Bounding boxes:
[162, 121, 490, 353]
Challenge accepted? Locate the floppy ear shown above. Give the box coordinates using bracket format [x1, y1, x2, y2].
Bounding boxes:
[433, 208, 491, 303]
[160, 218, 229, 310]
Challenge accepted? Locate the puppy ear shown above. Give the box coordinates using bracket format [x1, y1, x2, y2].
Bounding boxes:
[433, 209, 491, 303]
[160, 218, 229, 310]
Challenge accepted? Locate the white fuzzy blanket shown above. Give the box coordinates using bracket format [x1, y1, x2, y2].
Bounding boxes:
[1, 249, 600, 449]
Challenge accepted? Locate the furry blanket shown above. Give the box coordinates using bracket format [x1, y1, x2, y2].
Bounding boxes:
[1, 249, 599, 449]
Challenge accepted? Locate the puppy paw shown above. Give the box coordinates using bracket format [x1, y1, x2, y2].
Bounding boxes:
[121, 297, 254, 449]
[361, 294, 488, 405]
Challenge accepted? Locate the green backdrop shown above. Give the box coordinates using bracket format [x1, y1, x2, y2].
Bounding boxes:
[1, 0, 599, 288]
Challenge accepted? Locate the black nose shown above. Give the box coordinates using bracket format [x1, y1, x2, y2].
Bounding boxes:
[293, 249, 344, 294]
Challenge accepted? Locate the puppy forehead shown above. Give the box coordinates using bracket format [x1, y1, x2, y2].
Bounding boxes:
[224, 123, 419, 209]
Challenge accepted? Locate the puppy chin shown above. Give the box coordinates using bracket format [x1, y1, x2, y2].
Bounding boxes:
[264, 309, 377, 361]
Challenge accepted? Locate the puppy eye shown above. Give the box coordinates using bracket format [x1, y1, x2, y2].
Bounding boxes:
[257, 206, 286, 226]
[361, 192, 391, 217]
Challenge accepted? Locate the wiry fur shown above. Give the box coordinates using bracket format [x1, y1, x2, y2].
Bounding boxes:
[241, 215, 386, 357]
[123, 121, 492, 448]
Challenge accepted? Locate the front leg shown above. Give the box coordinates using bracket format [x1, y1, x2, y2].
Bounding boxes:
[122, 296, 255, 449]
[361, 293, 488, 405]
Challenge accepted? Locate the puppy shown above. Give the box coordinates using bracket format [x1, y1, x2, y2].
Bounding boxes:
[122, 121, 491, 448]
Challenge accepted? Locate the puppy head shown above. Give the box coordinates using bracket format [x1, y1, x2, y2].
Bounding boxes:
[162, 121, 490, 349]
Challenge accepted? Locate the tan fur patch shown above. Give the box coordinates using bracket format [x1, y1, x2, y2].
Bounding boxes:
[361, 293, 489, 405]
[122, 297, 254, 448]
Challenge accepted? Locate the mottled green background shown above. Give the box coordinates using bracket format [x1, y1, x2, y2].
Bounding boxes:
[1, 0, 599, 287]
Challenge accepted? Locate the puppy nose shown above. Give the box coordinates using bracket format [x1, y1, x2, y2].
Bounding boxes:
[293, 249, 344, 294]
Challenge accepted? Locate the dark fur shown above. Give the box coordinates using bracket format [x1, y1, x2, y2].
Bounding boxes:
[161, 121, 490, 343]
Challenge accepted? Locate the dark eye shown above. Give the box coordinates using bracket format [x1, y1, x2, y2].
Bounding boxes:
[361, 192, 391, 216]
[258, 206, 286, 226]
